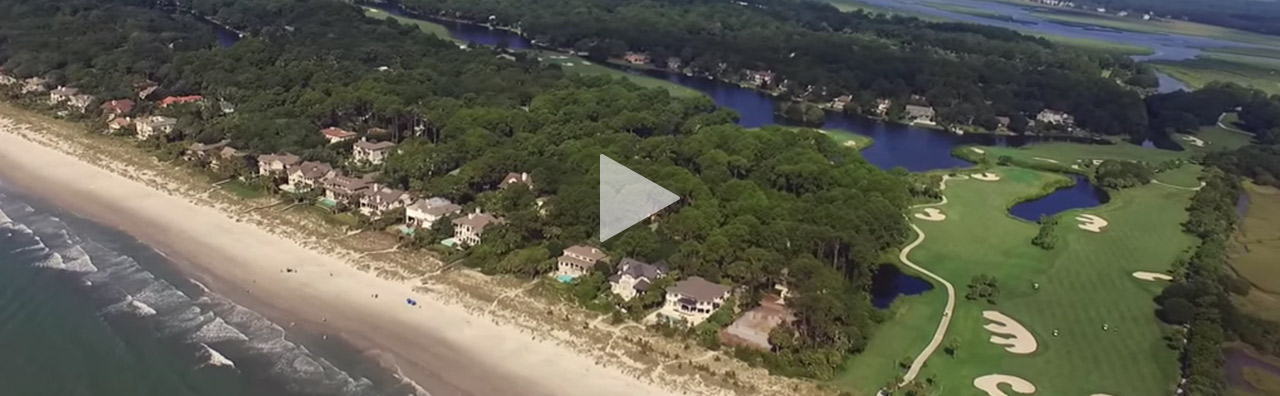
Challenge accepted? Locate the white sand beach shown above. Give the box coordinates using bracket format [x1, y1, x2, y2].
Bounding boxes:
[0, 121, 684, 396]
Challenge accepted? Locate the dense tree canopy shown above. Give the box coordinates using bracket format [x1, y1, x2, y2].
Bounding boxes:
[0, 0, 914, 379]
[397, 0, 1152, 136]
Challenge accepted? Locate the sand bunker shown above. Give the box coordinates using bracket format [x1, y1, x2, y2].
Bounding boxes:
[563, 62, 575, 66]
[1132, 271, 1173, 282]
[582, 61, 593, 65]
[914, 208, 946, 221]
[1181, 135, 1206, 147]
[1033, 157, 1060, 164]
[973, 374, 1036, 396]
[1075, 214, 1108, 232]
[970, 147, 986, 154]
[973, 172, 1001, 181]
[982, 311, 1038, 354]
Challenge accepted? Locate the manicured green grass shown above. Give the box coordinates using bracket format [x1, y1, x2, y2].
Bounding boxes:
[820, 128, 874, 151]
[540, 53, 703, 98]
[834, 281, 947, 393]
[362, 7, 456, 42]
[981, 141, 1188, 166]
[875, 166, 1193, 395]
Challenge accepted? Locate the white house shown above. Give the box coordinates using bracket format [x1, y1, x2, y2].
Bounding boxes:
[904, 105, 936, 125]
[134, 116, 178, 140]
[555, 245, 608, 279]
[322, 174, 371, 206]
[608, 258, 668, 301]
[452, 211, 504, 247]
[659, 277, 731, 326]
[405, 197, 462, 229]
[49, 87, 78, 105]
[498, 172, 533, 189]
[353, 139, 396, 165]
[21, 77, 48, 94]
[1036, 109, 1075, 126]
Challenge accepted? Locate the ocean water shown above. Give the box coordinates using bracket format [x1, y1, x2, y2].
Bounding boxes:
[0, 182, 413, 396]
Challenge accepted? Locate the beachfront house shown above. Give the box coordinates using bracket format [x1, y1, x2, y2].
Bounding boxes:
[134, 116, 178, 140]
[359, 187, 411, 218]
[0, 69, 16, 86]
[658, 277, 732, 326]
[321, 127, 357, 144]
[353, 139, 396, 165]
[212, 147, 248, 172]
[160, 95, 204, 108]
[405, 197, 462, 229]
[904, 105, 936, 125]
[285, 161, 334, 193]
[100, 99, 136, 118]
[185, 139, 230, 162]
[322, 174, 371, 207]
[48, 87, 79, 105]
[1036, 109, 1075, 126]
[609, 258, 668, 301]
[452, 211, 504, 247]
[555, 245, 608, 280]
[135, 81, 159, 100]
[498, 172, 533, 189]
[719, 294, 795, 352]
[106, 117, 133, 133]
[257, 153, 301, 178]
[21, 77, 48, 94]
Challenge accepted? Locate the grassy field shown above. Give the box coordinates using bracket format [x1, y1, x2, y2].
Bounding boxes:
[1029, 9, 1280, 47]
[362, 7, 455, 42]
[1036, 34, 1155, 56]
[1153, 54, 1280, 96]
[1232, 182, 1280, 294]
[540, 53, 704, 97]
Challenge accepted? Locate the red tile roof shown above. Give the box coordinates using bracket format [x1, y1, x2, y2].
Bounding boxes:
[160, 95, 204, 107]
[100, 99, 136, 114]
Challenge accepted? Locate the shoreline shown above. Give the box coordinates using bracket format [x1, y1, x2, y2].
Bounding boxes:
[0, 117, 685, 395]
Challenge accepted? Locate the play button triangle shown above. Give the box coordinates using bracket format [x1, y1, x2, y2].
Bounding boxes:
[599, 154, 679, 241]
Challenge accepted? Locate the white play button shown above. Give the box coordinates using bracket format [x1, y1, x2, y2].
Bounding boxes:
[599, 154, 679, 241]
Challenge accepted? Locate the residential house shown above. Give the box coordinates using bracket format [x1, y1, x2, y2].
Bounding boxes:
[21, 77, 48, 94]
[666, 57, 683, 71]
[405, 198, 462, 229]
[213, 147, 249, 172]
[904, 105, 936, 125]
[185, 139, 230, 162]
[830, 95, 853, 110]
[995, 116, 1012, 131]
[353, 139, 396, 165]
[160, 95, 204, 108]
[257, 153, 302, 178]
[608, 258, 668, 301]
[623, 52, 650, 65]
[322, 174, 371, 207]
[747, 70, 776, 87]
[135, 81, 159, 100]
[719, 294, 795, 351]
[1036, 109, 1075, 126]
[100, 99, 136, 118]
[106, 117, 133, 133]
[285, 161, 335, 193]
[134, 116, 178, 140]
[68, 94, 95, 112]
[452, 211, 504, 247]
[48, 87, 78, 105]
[359, 187, 411, 218]
[321, 127, 357, 144]
[874, 99, 892, 117]
[555, 245, 608, 280]
[498, 172, 533, 189]
[659, 277, 732, 326]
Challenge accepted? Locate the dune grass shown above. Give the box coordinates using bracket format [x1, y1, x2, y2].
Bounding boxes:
[1030, 9, 1280, 47]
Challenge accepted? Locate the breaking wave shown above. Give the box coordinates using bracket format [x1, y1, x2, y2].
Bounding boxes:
[0, 194, 388, 396]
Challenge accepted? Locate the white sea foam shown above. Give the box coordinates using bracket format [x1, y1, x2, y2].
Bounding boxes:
[197, 343, 237, 369]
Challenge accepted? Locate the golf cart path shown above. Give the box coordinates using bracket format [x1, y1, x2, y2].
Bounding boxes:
[896, 175, 962, 385]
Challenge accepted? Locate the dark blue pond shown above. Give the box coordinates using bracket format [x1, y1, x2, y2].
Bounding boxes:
[870, 264, 935, 309]
[1009, 175, 1110, 222]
